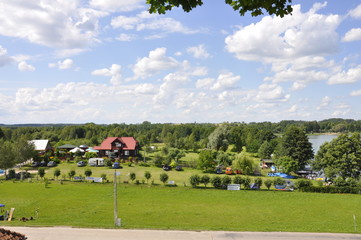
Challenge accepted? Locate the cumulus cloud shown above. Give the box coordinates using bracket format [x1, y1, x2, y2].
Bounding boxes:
[328, 65, 361, 84]
[187, 44, 210, 59]
[350, 89, 361, 96]
[132, 47, 180, 79]
[349, 4, 361, 19]
[92, 64, 122, 85]
[317, 96, 331, 110]
[255, 83, 290, 102]
[49, 59, 74, 69]
[90, 0, 144, 12]
[0, 1, 106, 51]
[111, 11, 196, 36]
[18, 61, 35, 72]
[225, 3, 340, 62]
[0, 45, 13, 67]
[342, 28, 361, 42]
[211, 72, 240, 91]
[117, 33, 136, 41]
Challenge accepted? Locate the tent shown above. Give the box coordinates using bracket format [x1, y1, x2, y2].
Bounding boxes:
[85, 147, 99, 153]
[57, 144, 77, 150]
[69, 147, 85, 153]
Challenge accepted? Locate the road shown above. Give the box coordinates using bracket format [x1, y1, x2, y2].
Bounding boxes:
[2, 227, 361, 240]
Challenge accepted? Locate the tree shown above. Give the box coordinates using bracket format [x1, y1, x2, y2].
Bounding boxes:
[168, 148, 185, 164]
[0, 141, 16, 170]
[68, 170, 76, 180]
[160, 172, 169, 185]
[190, 174, 201, 188]
[200, 175, 210, 187]
[197, 149, 216, 172]
[264, 179, 273, 190]
[254, 177, 263, 188]
[84, 169, 92, 177]
[130, 172, 136, 182]
[146, 0, 293, 17]
[144, 171, 152, 183]
[232, 151, 254, 175]
[207, 124, 229, 151]
[38, 167, 45, 179]
[275, 126, 314, 171]
[313, 133, 361, 179]
[216, 151, 232, 166]
[275, 156, 299, 174]
[211, 176, 222, 189]
[53, 168, 61, 180]
[222, 175, 232, 188]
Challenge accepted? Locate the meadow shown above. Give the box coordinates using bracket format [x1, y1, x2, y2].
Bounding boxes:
[1, 180, 361, 233]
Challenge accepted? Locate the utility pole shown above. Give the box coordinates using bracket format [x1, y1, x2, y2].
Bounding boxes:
[114, 170, 121, 227]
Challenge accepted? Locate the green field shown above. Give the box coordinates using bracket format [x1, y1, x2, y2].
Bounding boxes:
[1, 180, 360, 233]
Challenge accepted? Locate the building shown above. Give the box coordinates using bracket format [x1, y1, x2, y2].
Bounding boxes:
[29, 140, 52, 154]
[93, 137, 139, 159]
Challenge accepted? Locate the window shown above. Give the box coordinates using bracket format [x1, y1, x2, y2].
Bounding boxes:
[124, 150, 129, 156]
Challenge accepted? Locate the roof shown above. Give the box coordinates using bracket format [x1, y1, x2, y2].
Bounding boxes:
[0, 228, 27, 240]
[57, 144, 77, 149]
[94, 137, 138, 151]
[29, 140, 50, 151]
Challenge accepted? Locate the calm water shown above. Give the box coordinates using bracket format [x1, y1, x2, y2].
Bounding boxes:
[308, 134, 338, 155]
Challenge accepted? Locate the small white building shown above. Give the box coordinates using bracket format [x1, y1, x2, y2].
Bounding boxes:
[29, 140, 52, 153]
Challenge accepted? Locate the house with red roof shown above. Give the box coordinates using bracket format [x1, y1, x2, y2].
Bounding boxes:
[93, 137, 139, 159]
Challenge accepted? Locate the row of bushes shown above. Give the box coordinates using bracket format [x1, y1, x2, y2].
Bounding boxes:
[298, 186, 361, 194]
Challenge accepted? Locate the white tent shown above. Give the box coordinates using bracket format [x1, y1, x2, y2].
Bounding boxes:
[69, 147, 85, 153]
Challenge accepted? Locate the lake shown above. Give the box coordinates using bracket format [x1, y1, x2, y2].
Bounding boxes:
[308, 134, 338, 155]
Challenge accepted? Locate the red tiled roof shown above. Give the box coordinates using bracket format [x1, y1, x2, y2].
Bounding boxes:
[0, 228, 27, 240]
[93, 137, 138, 150]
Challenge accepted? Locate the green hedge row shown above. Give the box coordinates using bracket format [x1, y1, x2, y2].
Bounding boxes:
[299, 186, 361, 194]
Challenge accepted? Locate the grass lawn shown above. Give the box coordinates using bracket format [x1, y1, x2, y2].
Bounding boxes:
[1, 181, 360, 233]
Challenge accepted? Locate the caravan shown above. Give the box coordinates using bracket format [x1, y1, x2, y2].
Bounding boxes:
[88, 158, 105, 167]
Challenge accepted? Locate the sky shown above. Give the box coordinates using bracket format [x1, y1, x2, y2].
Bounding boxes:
[0, 0, 361, 124]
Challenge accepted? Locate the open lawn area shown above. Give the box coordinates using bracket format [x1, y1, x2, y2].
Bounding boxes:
[1, 181, 360, 234]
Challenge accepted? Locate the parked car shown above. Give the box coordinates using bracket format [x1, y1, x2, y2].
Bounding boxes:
[112, 162, 122, 169]
[31, 162, 41, 167]
[163, 165, 172, 171]
[225, 167, 233, 175]
[77, 161, 86, 167]
[175, 165, 183, 171]
[40, 161, 47, 167]
[216, 168, 223, 174]
[47, 161, 57, 167]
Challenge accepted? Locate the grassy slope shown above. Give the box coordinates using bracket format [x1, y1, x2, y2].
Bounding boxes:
[1, 181, 360, 233]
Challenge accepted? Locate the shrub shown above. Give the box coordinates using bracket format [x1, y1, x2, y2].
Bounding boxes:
[333, 176, 347, 187]
[189, 174, 201, 188]
[273, 177, 286, 186]
[38, 168, 46, 179]
[254, 177, 263, 188]
[200, 175, 210, 187]
[130, 172, 136, 182]
[160, 172, 169, 185]
[233, 175, 243, 185]
[68, 170, 76, 180]
[211, 176, 222, 189]
[53, 168, 61, 180]
[346, 178, 358, 187]
[84, 169, 92, 177]
[294, 179, 312, 189]
[222, 175, 232, 188]
[264, 179, 273, 190]
[144, 171, 152, 183]
[243, 176, 251, 189]
[101, 173, 107, 181]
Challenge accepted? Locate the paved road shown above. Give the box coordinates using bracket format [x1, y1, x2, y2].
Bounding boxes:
[2, 227, 361, 240]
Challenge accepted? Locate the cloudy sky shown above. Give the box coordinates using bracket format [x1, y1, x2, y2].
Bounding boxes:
[0, 0, 361, 124]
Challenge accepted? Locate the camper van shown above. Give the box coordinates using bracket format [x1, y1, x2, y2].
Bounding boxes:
[88, 158, 105, 167]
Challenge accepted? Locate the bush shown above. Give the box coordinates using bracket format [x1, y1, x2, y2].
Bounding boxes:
[233, 175, 243, 185]
[264, 179, 273, 190]
[243, 176, 251, 189]
[211, 176, 222, 189]
[144, 171, 152, 183]
[333, 176, 347, 187]
[130, 172, 136, 182]
[84, 169, 92, 177]
[294, 179, 312, 189]
[222, 175, 232, 188]
[160, 172, 169, 185]
[273, 177, 286, 186]
[38, 168, 46, 179]
[200, 175, 210, 187]
[189, 174, 201, 188]
[299, 186, 361, 194]
[254, 177, 263, 188]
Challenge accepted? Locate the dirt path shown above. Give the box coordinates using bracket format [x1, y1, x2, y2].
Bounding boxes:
[2, 227, 361, 240]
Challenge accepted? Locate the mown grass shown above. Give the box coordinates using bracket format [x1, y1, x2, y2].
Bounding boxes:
[1, 181, 360, 233]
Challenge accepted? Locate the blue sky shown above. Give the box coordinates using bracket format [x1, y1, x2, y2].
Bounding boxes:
[0, 0, 360, 124]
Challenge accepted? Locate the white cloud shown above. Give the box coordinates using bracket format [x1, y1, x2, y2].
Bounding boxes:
[349, 4, 361, 19]
[0, 1, 106, 50]
[90, 0, 144, 12]
[187, 44, 210, 59]
[92, 64, 122, 85]
[288, 105, 298, 113]
[317, 96, 331, 110]
[0, 45, 13, 67]
[18, 61, 35, 72]
[49, 59, 74, 70]
[342, 28, 361, 42]
[350, 89, 361, 96]
[328, 65, 361, 84]
[255, 83, 290, 102]
[225, 3, 340, 62]
[111, 11, 196, 37]
[196, 78, 214, 89]
[132, 47, 180, 79]
[153, 72, 189, 104]
[211, 72, 240, 91]
[117, 33, 136, 41]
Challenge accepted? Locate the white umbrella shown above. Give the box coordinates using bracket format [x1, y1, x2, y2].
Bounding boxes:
[70, 147, 85, 153]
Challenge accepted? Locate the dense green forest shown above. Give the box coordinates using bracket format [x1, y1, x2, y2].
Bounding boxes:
[0, 118, 360, 150]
